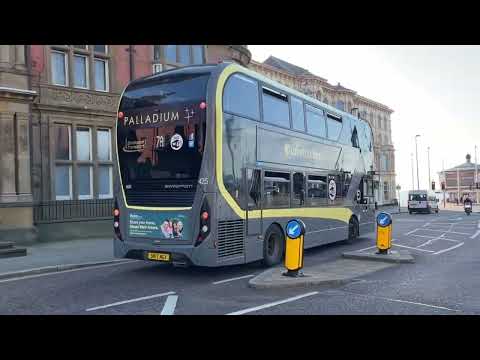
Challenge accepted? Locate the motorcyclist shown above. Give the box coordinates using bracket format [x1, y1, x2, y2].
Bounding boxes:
[464, 196, 473, 214]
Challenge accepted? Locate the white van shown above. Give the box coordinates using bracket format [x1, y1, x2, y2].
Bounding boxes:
[408, 190, 439, 214]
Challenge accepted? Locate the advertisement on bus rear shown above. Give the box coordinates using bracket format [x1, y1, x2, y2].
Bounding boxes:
[128, 211, 190, 240]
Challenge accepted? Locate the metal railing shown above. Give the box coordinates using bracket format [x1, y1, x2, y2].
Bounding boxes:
[33, 199, 114, 224]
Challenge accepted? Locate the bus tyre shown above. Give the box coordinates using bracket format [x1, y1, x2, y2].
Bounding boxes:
[262, 225, 285, 267]
[346, 217, 359, 244]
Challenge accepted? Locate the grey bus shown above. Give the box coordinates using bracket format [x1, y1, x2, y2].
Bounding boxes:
[113, 62, 376, 267]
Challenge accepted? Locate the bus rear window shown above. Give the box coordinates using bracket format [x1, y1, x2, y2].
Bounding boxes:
[120, 73, 209, 111]
[117, 73, 209, 190]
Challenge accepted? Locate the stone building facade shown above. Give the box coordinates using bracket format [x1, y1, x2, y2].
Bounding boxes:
[0, 45, 251, 243]
[249, 56, 396, 205]
[438, 154, 479, 203]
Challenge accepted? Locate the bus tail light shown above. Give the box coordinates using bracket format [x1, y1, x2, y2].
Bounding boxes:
[113, 198, 122, 241]
[195, 199, 211, 247]
[199, 101, 207, 110]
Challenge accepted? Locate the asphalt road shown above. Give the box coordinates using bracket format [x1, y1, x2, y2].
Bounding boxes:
[1, 209, 480, 315]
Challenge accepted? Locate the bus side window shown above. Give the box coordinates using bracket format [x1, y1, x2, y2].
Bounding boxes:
[264, 171, 290, 209]
[292, 172, 305, 207]
[307, 175, 327, 206]
[247, 168, 261, 210]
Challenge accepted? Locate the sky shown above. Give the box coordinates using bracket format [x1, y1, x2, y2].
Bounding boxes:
[248, 45, 480, 192]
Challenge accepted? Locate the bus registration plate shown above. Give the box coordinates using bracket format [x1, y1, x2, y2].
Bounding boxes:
[147, 252, 170, 262]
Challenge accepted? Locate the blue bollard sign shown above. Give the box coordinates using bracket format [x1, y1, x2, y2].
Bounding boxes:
[376, 212, 392, 228]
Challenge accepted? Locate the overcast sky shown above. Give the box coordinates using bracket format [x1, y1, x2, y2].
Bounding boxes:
[248, 45, 480, 191]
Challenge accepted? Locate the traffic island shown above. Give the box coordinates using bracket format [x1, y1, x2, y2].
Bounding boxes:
[248, 258, 395, 289]
[342, 249, 415, 264]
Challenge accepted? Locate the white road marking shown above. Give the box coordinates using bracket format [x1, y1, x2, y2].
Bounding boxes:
[478, 221, 480, 229]
[396, 219, 430, 223]
[433, 242, 465, 255]
[392, 244, 435, 253]
[213, 274, 255, 285]
[449, 217, 463, 221]
[411, 234, 442, 239]
[160, 295, 178, 315]
[86, 291, 175, 312]
[356, 245, 378, 252]
[337, 290, 460, 312]
[0, 260, 137, 284]
[226, 292, 319, 315]
[423, 222, 431, 227]
[418, 228, 471, 235]
[405, 229, 418, 236]
[470, 230, 480, 239]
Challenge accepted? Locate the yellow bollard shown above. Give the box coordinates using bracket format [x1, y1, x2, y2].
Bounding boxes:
[376, 212, 392, 254]
[283, 219, 306, 277]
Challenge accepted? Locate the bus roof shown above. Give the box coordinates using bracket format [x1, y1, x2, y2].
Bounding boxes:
[123, 62, 372, 133]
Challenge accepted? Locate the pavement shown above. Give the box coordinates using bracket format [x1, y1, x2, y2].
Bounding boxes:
[0, 237, 130, 279]
[1, 209, 480, 314]
[248, 258, 395, 289]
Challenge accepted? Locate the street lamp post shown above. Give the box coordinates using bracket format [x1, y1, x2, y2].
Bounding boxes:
[411, 153, 415, 190]
[475, 145, 478, 204]
[396, 184, 401, 213]
[428, 146, 431, 190]
[415, 135, 421, 190]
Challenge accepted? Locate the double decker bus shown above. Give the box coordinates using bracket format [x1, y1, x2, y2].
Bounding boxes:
[114, 62, 376, 267]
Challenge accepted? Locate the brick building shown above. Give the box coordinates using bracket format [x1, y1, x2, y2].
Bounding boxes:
[250, 56, 396, 205]
[438, 154, 479, 203]
[0, 45, 251, 243]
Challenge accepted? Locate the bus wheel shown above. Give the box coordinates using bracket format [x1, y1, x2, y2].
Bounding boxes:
[345, 217, 359, 244]
[262, 225, 285, 267]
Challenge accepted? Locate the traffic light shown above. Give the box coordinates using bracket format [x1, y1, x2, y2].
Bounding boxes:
[477, 182, 480, 189]
[431, 181, 435, 190]
[441, 182, 445, 190]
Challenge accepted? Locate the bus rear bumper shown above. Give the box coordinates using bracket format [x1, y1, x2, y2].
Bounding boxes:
[113, 237, 238, 267]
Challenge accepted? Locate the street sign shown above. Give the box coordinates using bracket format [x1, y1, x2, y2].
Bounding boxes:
[377, 212, 392, 227]
[286, 219, 305, 239]
[376, 212, 392, 253]
[284, 219, 306, 277]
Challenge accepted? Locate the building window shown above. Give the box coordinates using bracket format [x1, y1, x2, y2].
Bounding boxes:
[384, 181, 389, 201]
[78, 165, 93, 199]
[153, 45, 205, 71]
[97, 128, 113, 199]
[53, 125, 113, 200]
[94, 58, 108, 91]
[54, 125, 72, 200]
[76, 127, 92, 161]
[73, 54, 88, 89]
[336, 100, 345, 111]
[51, 51, 68, 86]
[192, 45, 204, 64]
[50, 46, 109, 91]
[93, 45, 107, 54]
